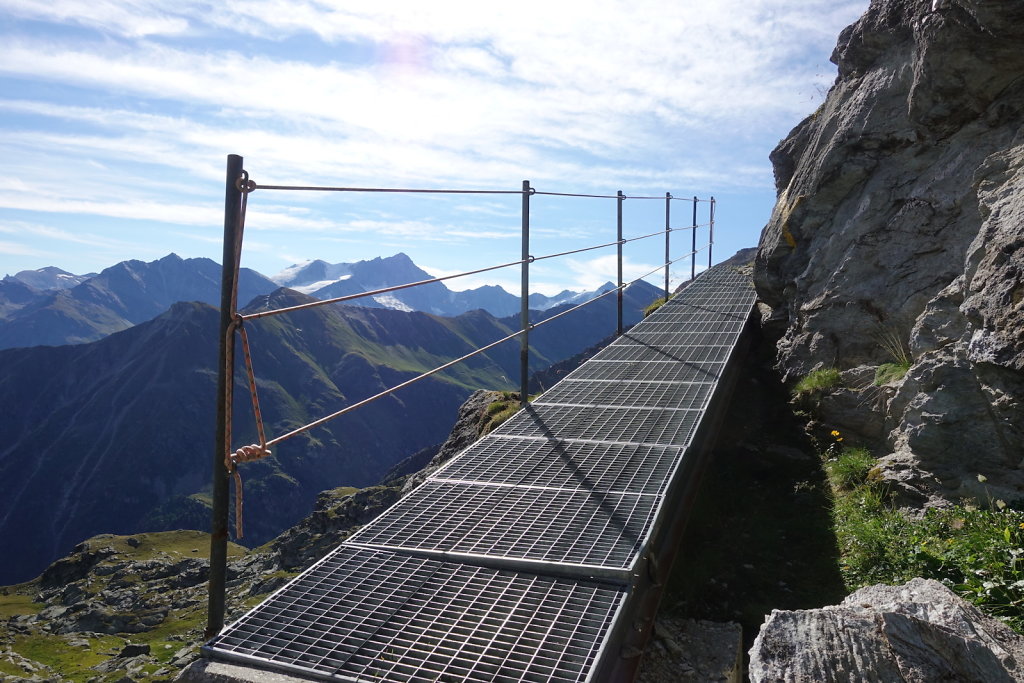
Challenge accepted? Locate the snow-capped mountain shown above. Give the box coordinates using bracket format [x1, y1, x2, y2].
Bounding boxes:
[273, 253, 643, 318]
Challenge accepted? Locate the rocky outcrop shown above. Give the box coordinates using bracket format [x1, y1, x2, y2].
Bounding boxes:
[754, 0, 1024, 505]
[749, 578, 1024, 681]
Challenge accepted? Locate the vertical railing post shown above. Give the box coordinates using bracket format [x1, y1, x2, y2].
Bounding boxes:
[664, 193, 671, 300]
[709, 196, 715, 269]
[206, 154, 244, 639]
[616, 191, 624, 336]
[690, 196, 698, 281]
[519, 180, 531, 407]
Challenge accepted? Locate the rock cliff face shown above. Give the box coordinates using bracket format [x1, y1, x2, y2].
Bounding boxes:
[754, 0, 1024, 505]
[749, 578, 1024, 682]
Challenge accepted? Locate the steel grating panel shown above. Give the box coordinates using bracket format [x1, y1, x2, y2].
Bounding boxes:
[207, 546, 625, 683]
[206, 264, 758, 683]
[612, 330, 739, 348]
[618, 326, 743, 343]
[645, 307, 751, 322]
[629, 317, 746, 333]
[590, 344, 731, 364]
[492, 404, 701, 446]
[565, 360, 722, 384]
[347, 481, 659, 571]
[676, 268, 752, 287]
[432, 437, 684, 496]
[535, 379, 711, 411]
[652, 294, 754, 310]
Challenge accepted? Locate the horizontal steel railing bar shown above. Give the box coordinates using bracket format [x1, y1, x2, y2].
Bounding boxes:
[247, 180, 714, 204]
[525, 249, 699, 334]
[239, 257, 529, 321]
[526, 284, 621, 330]
[532, 239, 624, 262]
[239, 235, 710, 324]
[264, 327, 524, 448]
[250, 181, 529, 195]
[622, 228, 668, 245]
[533, 190, 621, 199]
[628, 252, 695, 287]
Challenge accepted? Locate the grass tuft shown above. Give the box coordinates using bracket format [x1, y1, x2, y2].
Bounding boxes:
[824, 446, 875, 491]
[793, 368, 842, 397]
[874, 362, 910, 386]
[643, 297, 667, 317]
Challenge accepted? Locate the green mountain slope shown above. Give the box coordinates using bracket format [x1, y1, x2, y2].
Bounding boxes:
[0, 284, 658, 585]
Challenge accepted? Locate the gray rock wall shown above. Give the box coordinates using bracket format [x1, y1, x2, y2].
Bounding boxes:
[748, 578, 1024, 682]
[754, 0, 1024, 505]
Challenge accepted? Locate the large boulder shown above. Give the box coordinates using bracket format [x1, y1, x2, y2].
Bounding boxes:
[749, 578, 1024, 682]
[753, 0, 1024, 505]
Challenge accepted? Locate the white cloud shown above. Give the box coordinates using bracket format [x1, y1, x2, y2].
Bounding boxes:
[0, 0, 866, 191]
[0, 0, 869, 276]
[1, 0, 189, 37]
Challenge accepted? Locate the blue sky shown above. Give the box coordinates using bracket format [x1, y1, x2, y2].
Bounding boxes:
[0, 0, 868, 295]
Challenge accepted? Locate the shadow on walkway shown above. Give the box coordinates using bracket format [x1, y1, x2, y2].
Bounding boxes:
[662, 324, 847, 650]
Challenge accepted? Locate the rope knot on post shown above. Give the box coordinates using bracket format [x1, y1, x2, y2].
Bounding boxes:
[226, 444, 272, 539]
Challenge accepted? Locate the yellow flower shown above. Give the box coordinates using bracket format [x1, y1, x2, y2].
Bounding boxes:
[837, 437, 844, 442]
[830, 430, 841, 437]
[1017, 523, 1024, 530]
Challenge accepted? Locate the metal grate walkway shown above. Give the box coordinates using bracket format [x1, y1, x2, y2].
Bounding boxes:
[204, 264, 757, 682]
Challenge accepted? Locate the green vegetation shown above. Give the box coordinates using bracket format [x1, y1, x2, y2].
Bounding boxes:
[874, 361, 910, 385]
[872, 326, 912, 385]
[0, 658, 23, 678]
[792, 367, 842, 396]
[643, 297, 667, 317]
[84, 530, 247, 563]
[824, 436, 1024, 633]
[0, 584, 42, 618]
[1, 530, 253, 681]
[876, 326, 912, 367]
[12, 633, 127, 682]
[823, 441, 876, 491]
[480, 392, 521, 435]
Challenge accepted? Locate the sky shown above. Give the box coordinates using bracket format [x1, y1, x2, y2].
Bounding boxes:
[0, 0, 869, 295]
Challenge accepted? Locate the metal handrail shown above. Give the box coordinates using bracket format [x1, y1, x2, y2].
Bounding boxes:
[206, 154, 716, 636]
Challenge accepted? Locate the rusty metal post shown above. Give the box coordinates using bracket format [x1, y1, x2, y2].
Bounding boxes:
[664, 193, 671, 299]
[519, 180, 531, 407]
[690, 196, 698, 281]
[709, 196, 715, 269]
[206, 154, 243, 639]
[616, 191, 624, 336]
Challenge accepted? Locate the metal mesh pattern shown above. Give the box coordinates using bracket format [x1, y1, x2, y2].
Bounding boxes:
[205, 265, 757, 682]
[590, 343, 731, 363]
[536, 379, 711, 411]
[612, 330, 738, 348]
[565, 360, 722, 384]
[207, 547, 624, 683]
[434, 437, 684, 495]
[492, 404, 701, 446]
[347, 481, 658, 570]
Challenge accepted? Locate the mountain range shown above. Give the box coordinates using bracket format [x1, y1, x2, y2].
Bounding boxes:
[0, 254, 276, 349]
[0, 254, 660, 585]
[0, 252, 634, 350]
[275, 252, 602, 317]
